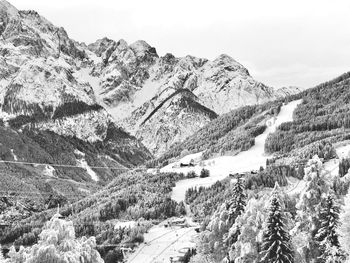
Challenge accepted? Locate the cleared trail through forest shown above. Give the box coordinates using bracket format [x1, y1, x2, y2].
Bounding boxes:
[166, 99, 303, 203]
[128, 99, 302, 263]
[127, 223, 197, 263]
[323, 142, 350, 176]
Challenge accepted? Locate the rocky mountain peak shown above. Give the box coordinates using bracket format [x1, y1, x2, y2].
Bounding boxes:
[0, 0, 18, 16]
[87, 37, 116, 57]
[161, 53, 176, 63]
[178, 55, 208, 70]
[0, 0, 19, 36]
[212, 54, 250, 76]
[115, 39, 128, 50]
[129, 40, 158, 58]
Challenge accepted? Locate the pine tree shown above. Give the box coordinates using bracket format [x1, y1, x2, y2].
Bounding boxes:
[225, 177, 247, 248]
[7, 213, 104, 263]
[295, 156, 330, 261]
[339, 190, 350, 257]
[227, 177, 246, 224]
[200, 168, 210, 178]
[315, 195, 345, 263]
[260, 188, 293, 263]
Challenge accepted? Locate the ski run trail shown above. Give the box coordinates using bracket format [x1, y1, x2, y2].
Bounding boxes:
[164, 99, 303, 203]
[127, 99, 302, 263]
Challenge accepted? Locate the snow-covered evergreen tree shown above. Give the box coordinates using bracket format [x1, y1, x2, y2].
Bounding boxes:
[260, 187, 294, 263]
[194, 178, 247, 262]
[316, 195, 340, 245]
[296, 156, 329, 222]
[228, 177, 246, 224]
[6, 213, 104, 263]
[338, 189, 350, 262]
[228, 197, 266, 262]
[315, 195, 345, 263]
[293, 156, 330, 261]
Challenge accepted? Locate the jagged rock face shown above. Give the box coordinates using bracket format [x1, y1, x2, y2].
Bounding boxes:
[87, 37, 116, 58]
[0, 0, 152, 189]
[192, 54, 276, 114]
[87, 40, 300, 155]
[94, 39, 159, 108]
[2, 57, 95, 117]
[134, 91, 217, 156]
[0, 0, 302, 160]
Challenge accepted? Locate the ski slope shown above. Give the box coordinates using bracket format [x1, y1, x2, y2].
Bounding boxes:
[127, 222, 197, 263]
[323, 141, 350, 176]
[162, 99, 303, 203]
[127, 99, 302, 263]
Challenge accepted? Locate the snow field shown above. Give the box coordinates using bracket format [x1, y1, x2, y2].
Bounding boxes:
[127, 224, 197, 263]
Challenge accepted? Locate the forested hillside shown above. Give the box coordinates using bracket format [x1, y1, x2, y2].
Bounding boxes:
[2, 1, 350, 262]
[150, 100, 283, 167]
[0, 171, 186, 261]
[265, 72, 350, 157]
[3, 73, 350, 263]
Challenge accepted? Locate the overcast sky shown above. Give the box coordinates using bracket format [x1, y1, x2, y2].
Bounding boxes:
[9, 0, 350, 88]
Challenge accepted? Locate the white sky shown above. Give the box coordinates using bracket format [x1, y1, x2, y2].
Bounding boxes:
[9, 0, 350, 88]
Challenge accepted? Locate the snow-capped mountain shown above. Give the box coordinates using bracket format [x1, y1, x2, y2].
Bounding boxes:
[86, 38, 301, 155]
[0, 0, 301, 161]
[0, 0, 152, 193]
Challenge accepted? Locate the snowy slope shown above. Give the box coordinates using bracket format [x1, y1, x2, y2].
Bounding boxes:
[127, 222, 197, 263]
[323, 142, 350, 177]
[162, 99, 302, 203]
[128, 100, 302, 263]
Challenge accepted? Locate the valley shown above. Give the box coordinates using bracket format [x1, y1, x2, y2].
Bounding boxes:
[126, 99, 302, 262]
[1, 1, 350, 263]
[164, 99, 302, 203]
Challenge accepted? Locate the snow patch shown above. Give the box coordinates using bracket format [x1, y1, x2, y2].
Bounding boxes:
[336, 144, 350, 159]
[43, 165, 56, 177]
[10, 149, 18, 161]
[322, 142, 350, 177]
[73, 68, 102, 100]
[107, 75, 164, 121]
[75, 149, 99, 181]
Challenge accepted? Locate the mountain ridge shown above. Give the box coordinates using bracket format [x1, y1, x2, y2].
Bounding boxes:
[85, 36, 302, 154]
[0, 0, 302, 205]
